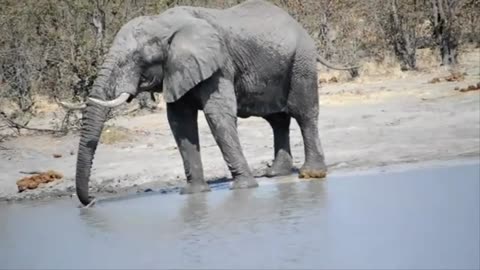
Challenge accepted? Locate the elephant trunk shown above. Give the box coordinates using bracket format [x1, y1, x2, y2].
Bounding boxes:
[75, 61, 114, 206]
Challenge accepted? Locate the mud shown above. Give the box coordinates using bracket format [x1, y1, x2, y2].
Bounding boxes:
[0, 51, 479, 202]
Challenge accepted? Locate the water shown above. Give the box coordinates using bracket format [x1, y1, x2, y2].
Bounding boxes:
[1, 162, 479, 269]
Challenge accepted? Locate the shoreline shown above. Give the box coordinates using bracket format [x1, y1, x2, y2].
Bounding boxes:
[1, 156, 478, 205]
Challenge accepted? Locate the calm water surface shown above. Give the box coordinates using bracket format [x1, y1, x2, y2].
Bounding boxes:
[1, 162, 479, 269]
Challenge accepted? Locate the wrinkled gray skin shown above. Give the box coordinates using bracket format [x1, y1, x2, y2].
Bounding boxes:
[76, 0, 331, 206]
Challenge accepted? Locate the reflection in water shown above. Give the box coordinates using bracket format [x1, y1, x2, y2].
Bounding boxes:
[1, 162, 479, 269]
[79, 208, 111, 233]
[178, 193, 210, 265]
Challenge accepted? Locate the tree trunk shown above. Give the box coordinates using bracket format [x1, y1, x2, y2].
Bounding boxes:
[431, 0, 459, 65]
[389, 0, 417, 70]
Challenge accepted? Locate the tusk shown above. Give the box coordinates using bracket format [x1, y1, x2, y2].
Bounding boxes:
[55, 98, 87, 110]
[88, 93, 130, 108]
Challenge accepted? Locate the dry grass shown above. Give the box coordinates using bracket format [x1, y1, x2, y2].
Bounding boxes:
[30, 95, 61, 115]
[0, 99, 20, 116]
[100, 125, 132, 145]
[318, 48, 477, 86]
[458, 45, 480, 67]
[416, 48, 441, 71]
[318, 53, 408, 85]
[0, 95, 61, 118]
[320, 90, 402, 106]
[357, 53, 405, 80]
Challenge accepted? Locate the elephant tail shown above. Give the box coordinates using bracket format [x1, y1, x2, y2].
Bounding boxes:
[316, 55, 359, 71]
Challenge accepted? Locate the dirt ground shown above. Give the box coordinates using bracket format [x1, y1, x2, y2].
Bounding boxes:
[1, 50, 479, 202]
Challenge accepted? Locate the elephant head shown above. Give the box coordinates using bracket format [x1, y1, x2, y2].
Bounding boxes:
[75, 12, 227, 206]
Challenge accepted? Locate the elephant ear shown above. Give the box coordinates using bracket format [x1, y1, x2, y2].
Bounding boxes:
[163, 20, 226, 103]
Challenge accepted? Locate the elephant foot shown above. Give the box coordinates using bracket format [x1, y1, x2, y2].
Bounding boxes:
[265, 156, 293, 177]
[230, 175, 259, 190]
[265, 167, 292, 177]
[180, 182, 211, 195]
[299, 162, 328, 179]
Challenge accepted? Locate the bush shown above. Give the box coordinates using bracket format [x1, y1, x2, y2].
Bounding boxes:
[0, 0, 478, 114]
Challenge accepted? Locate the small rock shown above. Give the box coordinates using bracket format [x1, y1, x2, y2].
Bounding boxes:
[53, 153, 62, 158]
[144, 188, 153, 193]
[70, 150, 75, 155]
[428, 77, 441, 84]
[445, 72, 464, 82]
[328, 76, 338, 83]
[332, 162, 349, 168]
[459, 84, 480, 92]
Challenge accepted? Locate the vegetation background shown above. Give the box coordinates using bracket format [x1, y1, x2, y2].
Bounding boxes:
[0, 0, 478, 114]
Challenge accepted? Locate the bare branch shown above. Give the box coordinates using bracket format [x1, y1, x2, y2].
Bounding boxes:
[0, 112, 69, 135]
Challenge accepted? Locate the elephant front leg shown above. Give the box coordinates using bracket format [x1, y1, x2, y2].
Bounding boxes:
[204, 112, 258, 189]
[201, 78, 258, 190]
[167, 101, 210, 194]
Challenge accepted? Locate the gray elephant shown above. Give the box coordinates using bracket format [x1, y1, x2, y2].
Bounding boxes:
[73, 0, 353, 206]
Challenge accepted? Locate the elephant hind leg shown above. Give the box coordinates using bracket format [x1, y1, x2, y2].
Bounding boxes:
[264, 112, 293, 177]
[287, 56, 327, 179]
[295, 116, 327, 179]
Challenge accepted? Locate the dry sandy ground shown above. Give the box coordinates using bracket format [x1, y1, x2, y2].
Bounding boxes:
[1, 52, 479, 202]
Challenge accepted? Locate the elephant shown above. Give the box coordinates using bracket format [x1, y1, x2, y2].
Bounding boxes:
[71, 0, 355, 206]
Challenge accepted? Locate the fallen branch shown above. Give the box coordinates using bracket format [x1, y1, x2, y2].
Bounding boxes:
[0, 111, 68, 135]
[19, 170, 44, 175]
[0, 145, 10, 150]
